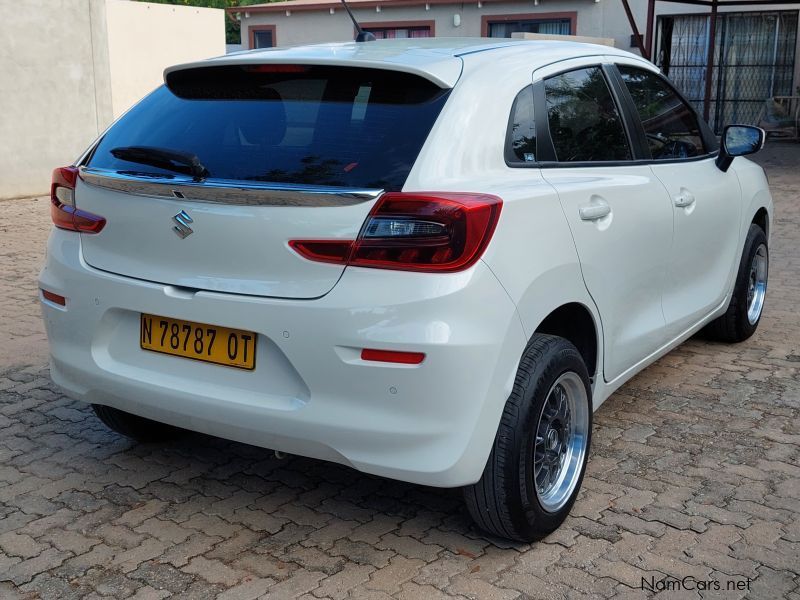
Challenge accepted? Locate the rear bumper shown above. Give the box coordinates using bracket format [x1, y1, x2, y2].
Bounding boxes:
[38, 230, 526, 487]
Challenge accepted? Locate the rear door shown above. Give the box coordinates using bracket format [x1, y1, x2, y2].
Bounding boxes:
[78, 65, 451, 298]
[614, 63, 742, 337]
[535, 62, 674, 382]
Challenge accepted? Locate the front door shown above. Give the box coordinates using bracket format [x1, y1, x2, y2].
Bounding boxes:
[536, 64, 674, 382]
[616, 64, 742, 337]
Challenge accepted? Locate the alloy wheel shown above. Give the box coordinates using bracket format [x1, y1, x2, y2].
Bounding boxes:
[747, 243, 768, 325]
[533, 371, 590, 513]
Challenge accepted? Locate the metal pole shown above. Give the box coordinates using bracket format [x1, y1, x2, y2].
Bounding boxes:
[645, 0, 656, 63]
[703, 0, 718, 123]
[715, 15, 727, 127]
[770, 14, 780, 96]
[620, 0, 649, 60]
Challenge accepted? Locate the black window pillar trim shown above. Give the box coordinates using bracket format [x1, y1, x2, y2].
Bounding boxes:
[697, 105, 719, 152]
[602, 64, 651, 161]
[533, 79, 558, 163]
[504, 84, 535, 166]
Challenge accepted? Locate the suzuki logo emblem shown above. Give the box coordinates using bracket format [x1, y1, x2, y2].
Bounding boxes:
[172, 210, 194, 239]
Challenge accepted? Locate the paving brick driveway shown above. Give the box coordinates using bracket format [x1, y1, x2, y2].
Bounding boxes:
[1, 144, 798, 600]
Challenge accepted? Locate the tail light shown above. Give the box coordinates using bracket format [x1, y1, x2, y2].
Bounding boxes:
[51, 166, 106, 234]
[290, 192, 502, 272]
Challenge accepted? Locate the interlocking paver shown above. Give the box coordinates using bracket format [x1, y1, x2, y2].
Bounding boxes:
[0, 532, 45, 559]
[311, 563, 374, 599]
[160, 532, 223, 568]
[217, 577, 275, 600]
[259, 569, 325, 599]
[112, 538, 170, 573]
[181, 556, 247, 587]
[2, 547, 70, 586]
[364, 556, 425, 594]
[0, 144, 798, 597]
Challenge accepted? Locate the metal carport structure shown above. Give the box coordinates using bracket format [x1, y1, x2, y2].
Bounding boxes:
[621, 0, 800, 121]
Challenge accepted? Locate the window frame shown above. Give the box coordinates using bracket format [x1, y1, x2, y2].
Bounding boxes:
[609, 63, 719, 162]
[481, 11, 577, 38]
[505, 59, 722, 170]
[533, 63, 641, 167]
[504, 84, 537, 167]
[248, 25, 277, 49]
[361, 20, 435, 39]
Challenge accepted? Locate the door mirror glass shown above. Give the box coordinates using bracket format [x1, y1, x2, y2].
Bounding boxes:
[722, 125, 765, 157]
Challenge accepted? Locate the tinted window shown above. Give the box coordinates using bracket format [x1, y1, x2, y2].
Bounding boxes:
[489, 18, 571, 38]
[88, 65, 450, 191]
[507, 86, 536, 164]
[618, 65, 707, 159]
[253, 30, 273, 49]
[544, 67, 631, 162]
[364, 26, 432, 39]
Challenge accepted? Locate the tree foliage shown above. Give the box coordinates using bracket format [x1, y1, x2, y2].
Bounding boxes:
[133, 0, 274, 44]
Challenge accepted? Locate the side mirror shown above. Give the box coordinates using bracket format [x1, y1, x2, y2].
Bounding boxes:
[716, 125, 765, 172]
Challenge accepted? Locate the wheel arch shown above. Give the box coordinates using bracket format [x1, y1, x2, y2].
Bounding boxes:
[752, 206, 769, 240]
[534, 302, 599, 380]
[511, 263, 604, 384]
[732, 159, 773, 245]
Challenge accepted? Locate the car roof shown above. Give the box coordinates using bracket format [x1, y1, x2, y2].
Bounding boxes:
[165, 38, 652, 89]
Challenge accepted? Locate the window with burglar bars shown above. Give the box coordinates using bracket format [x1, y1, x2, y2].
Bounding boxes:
[656, 11, 798, 132]
[364, 26, 431, 39]
[488, 18, 571, 38]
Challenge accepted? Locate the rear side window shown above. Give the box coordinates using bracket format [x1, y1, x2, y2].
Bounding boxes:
[506, 85, 537, 164]
[617, 65, 707, 160]
[544, 67, 631, 162]
[88, 65, 450, 191]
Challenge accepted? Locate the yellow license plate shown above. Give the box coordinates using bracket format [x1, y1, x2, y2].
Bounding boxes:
[140, 314, 256, 370]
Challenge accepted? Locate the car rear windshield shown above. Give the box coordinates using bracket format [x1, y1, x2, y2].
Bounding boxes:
[87, 65, 451, 191]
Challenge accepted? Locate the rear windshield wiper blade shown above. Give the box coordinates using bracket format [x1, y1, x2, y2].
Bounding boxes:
[110, 146, 209, 181]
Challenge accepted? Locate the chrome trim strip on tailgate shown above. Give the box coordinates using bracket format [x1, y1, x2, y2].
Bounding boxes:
[79, 168, 384, 207]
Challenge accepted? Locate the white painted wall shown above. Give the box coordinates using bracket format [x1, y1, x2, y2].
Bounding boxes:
[105, 1, 225, 118]
[0, 0, 225, 199]
[0, 0, 112, 200]
[239, 1, 648, 54]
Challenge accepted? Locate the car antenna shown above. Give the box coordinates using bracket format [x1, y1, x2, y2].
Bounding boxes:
[340, 0, 376, 42]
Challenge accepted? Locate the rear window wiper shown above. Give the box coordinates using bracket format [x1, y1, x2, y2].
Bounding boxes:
[110, 146, 209, 181]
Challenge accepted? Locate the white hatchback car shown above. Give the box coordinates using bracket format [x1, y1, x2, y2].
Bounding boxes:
[40, 39, 772, 541]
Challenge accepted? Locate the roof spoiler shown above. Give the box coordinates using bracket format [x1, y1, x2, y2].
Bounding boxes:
[165, 54, 462, 89]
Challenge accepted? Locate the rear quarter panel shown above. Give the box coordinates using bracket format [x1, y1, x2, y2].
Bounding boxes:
[404, 51, 603, 388]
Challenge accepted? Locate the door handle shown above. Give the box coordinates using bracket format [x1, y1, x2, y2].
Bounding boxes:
[674, 191, 696, 208]
[579, 201, 611, 221]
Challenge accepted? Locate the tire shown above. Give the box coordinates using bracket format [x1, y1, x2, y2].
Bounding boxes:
[464, 334, 592, 542]
[92, 404, 182, 442]
[703, 224, 768, 343]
